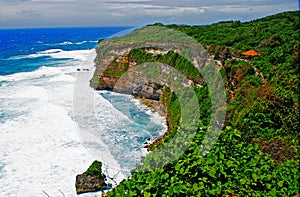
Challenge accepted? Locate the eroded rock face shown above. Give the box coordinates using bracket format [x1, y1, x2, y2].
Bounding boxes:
[91, 47, 166, 94]
[75, 174, 107, 194]
[132, 82, 164, 100]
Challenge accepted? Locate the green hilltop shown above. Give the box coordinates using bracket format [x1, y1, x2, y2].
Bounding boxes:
[95, 10, 299, 196]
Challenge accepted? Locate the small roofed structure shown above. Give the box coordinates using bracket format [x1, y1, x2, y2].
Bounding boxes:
[242, 49, 260, 56]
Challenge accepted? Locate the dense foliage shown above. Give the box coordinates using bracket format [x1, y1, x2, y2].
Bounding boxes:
[102, 11, 299, 196]
[165, 11, 299, 145]
[109, 127, 299, 196]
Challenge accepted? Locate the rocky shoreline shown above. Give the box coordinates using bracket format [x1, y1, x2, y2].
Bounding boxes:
[75, 48, 171, 194]
[90, 46, 175, 144]
[77, 33, 211, 193]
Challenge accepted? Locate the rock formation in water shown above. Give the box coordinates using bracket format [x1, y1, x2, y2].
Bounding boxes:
[75, 160, 108, 194]
[75, 174, 107, 194]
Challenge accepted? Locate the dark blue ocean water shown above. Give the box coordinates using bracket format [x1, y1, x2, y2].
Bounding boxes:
[0, 27, 130, 75]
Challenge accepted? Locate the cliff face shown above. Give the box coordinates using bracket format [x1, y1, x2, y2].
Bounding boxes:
[90, 44, 209, 151]
[91, 47, 193, 101]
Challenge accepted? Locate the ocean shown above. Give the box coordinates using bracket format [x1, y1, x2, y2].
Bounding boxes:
[0, 27, 166, 196]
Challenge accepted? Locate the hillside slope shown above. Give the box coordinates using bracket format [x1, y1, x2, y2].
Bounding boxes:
[91, 11, 299, 196]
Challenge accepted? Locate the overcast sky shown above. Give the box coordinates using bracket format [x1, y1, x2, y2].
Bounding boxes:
[0, 0, 298, 28]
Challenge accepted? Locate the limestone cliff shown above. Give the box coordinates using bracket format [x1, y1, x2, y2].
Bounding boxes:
[90, 46, 193, 101]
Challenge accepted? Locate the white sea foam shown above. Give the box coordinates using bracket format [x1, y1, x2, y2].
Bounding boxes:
[48, 73, 76, 82]
[0, 46, 166, 196]
[0, 103, 97, 196]
[59, 41, 74, 45]
[32, 49, 93, 61]
[8, 49, 93, 61]
[1, 49, 94, 83]
[0, 66, 71, 82]
[90, 91, 166, 173]
[0, 75, 93, 196]
[0, 49, 105, 196]
[58, 40, 97, 45]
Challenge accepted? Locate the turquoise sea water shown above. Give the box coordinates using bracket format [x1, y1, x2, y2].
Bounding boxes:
[0, 27, 166, 196]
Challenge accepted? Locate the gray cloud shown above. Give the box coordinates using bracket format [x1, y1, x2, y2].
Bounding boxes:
[0, 0, 298, 28]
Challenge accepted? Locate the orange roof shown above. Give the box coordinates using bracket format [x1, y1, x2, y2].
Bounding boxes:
[242, 50, 260, 56]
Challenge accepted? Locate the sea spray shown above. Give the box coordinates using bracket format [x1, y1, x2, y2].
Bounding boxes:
[0, 27, 166, 196]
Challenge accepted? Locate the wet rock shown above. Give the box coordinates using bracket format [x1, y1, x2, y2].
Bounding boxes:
[75, 174, 107, 194]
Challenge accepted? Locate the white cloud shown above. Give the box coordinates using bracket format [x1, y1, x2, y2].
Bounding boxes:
[0, 0, 298, 28]
[31, 0, 75, 1]
[110, 12, 125, 17]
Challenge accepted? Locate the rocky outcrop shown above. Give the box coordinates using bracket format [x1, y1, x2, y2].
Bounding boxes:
[75, 174, 107, 194]
[90, 41, 214, 150]
[91, 47, 194, 101]
[132, 82, 164, 100]
[76, 160, 108, 194]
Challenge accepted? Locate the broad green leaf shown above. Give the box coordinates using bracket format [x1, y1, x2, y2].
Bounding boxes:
[240, 179, 246, 185]
[162, 173, 169, 179]
[278, 181, 284, 187]
[252, 173, 258, 182]
[144, 192, 151, 197]
[199, 182, 205, 189]
[220, 153, 224, 160]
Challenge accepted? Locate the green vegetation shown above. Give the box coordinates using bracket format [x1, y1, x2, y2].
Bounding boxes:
[109, 127, 299, 196]
[103, 68, 126, 76]
[129, 49, 203, 83]
[96, 11, 299, 196]
[165, 11, 299, 146]
[84, 160, 106, 180]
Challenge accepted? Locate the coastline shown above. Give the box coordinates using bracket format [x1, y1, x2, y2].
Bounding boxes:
[74, 50, 126, 190]
[82, 12, 299, 196]
[77, 48, 168, 194]
[132, 96, 168, 155]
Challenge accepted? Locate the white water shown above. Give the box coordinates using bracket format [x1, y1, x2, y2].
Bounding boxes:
[0, 49, 166, 196]
[8, 49, 92, 61]
[58, 41, 98, 45]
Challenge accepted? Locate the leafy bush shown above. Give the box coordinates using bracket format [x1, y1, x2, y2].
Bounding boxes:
[107, 127, 299, 196]
[100, 11, 300, 196]
[84, 160, 106, 180]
